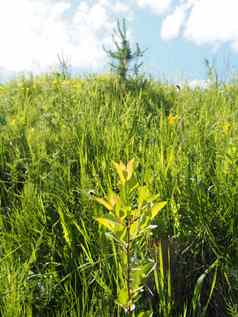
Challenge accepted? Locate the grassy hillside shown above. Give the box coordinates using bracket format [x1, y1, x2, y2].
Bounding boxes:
[0, 74, 238, 316]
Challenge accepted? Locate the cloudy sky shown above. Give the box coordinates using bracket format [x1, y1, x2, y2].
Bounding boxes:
[1, 0, 238, 82]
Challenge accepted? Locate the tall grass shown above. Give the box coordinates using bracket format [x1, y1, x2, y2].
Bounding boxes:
[0, 74, 238, 316]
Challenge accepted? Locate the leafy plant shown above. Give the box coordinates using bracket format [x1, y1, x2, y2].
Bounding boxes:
[104, 19, 146, 81]
[204, 58, 218, 87]
[56, 52, 71, 79]
[95, 159, 167, 315]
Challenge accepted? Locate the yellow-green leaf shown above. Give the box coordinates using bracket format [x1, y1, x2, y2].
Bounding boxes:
[117, 287, 129, 306]
[57, 208, 71, 248]
[130, 221, 139, 239]
[108, 192, 120, 209]
[113, 161, 126, 185]
[95, 197, 113, 211]
[138, 312, 153, 317]
[138, 186, 151, 208]
[96, 217, 123, 232]
[126, 159, 135, 180]
[150, 201, 167, 219]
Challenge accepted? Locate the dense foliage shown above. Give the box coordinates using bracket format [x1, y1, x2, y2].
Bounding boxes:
[0, 74, 238, 316]
[104, 19, 145, 80]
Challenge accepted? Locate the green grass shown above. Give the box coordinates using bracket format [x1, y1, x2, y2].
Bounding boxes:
[0, 74, 238, 316]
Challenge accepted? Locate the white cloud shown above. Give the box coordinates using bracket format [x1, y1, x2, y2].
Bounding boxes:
[161, 4, 187, 40]
[0, 0, 70, 73]
[136, 0, 171, 15]
[0, 0, 132, 77]
[187, 79, 211, 89]
[161, 0, 238, 51]
[183, 0, 238, 45]
[113, 1, 132, 13]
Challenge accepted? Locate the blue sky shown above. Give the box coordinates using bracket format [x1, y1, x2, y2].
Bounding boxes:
[134, 10, 238, 83]
[1, 0, 238, 84]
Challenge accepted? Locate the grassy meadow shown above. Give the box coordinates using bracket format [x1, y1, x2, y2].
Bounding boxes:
[0, 74, 238, 316]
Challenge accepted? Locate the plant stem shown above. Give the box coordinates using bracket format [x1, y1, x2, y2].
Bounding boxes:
[126, 216, 132, 317]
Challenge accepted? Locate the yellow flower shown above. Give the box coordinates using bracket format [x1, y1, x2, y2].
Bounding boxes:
[168, 113, 177, 126]
[222, 122, 231, 135]
[10, 117, 16, 126]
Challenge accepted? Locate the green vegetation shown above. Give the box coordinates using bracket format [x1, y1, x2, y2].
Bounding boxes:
[104, 19, 145, 80]
[96, 159, 167, 315]
[0, 74, 238, 316]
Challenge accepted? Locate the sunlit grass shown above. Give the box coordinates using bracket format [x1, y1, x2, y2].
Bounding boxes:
[0, 74, 238, 316]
